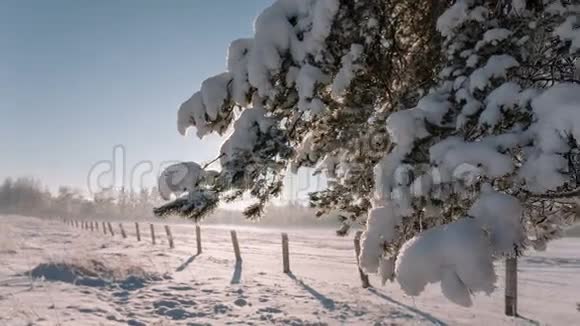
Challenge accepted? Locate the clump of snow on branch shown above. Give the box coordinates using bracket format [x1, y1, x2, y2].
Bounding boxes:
[469, 55, 519, 93]
[331, 44, 364, 99]
[396, 187, 524, 307]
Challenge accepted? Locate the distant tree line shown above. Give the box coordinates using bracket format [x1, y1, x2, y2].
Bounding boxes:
[0, 177, 340, 228]
[0, 177, 161, 221]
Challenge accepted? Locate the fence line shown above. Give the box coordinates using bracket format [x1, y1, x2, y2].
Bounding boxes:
[230, 230, 241, 262]
[196, 225, 202, 254]
[119, 223, 127, 239]
[150, 224, 156, 245]
[282, 233, 290, 274]
[60, 218, 520, 317]
[107, 222, 115, 236]
[165, 225, 174, 249]
[505, 256, 518, 316]
[135, 222, 141, 241]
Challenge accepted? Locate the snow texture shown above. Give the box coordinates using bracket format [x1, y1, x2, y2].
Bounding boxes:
[429, 137, 514, 179]
[158, 162, 204, 201]
[2, 216, 579, 325]
[469, 55, 519, 93]
[396, 188, 524, 307]
[479, 82, 521, 127]
[520, 83, 580, 192]
[220, 103, 274, 166]
[436, 1, 488, 38]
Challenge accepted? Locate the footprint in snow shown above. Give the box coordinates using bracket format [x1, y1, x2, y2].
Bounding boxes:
[154, 300, 183, 308]
[167, 285, 194, 291]
[257, 307, 282, 314]
[214, 303, 231, 314]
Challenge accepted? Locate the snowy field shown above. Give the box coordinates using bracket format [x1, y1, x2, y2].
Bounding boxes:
[0, 215, 578, 325]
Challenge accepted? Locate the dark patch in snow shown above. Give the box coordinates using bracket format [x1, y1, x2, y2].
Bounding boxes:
[214, 303, 232, 314]
[127, 320, 146, 326]
[153, 300, 180, 309]
[167, 284, 194, 291]
[28, 263, 107, 287]
[257, 307, 282, 314]
[26, 262, 162, 291]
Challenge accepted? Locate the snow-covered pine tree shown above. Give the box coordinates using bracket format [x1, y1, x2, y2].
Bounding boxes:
[156, 0, 579, 306]
[155, 0, 444, 221]
[360, 0, 580, 306]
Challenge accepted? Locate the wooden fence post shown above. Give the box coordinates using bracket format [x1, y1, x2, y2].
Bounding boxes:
[135, 222, 141, 241]
[90, 221, 94, 232]
[95, 221, 99, 232]
[107, 222, 114, 236]
[282, 233, 290, 273]
[505, 256, 518, 316]
[165, 225, 174, 249]
[119, 223, 127, 239]
[230, 230, 242, 261]
[150, 224, 156, 245]
[102, 222, 107, 235]
[196, 225, 202, 254]
[354, 231, 371, 288]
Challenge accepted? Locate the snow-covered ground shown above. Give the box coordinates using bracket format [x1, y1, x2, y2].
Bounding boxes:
[0, 216, 578, 325]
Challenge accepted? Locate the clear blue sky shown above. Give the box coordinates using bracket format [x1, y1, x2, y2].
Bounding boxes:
[0, 0, 276, 194]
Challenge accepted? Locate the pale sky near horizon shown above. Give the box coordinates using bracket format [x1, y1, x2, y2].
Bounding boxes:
[0, 0, 309, 197]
